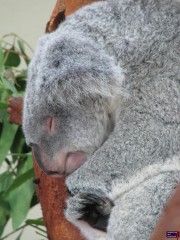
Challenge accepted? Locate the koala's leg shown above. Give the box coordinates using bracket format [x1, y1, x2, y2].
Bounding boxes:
[107, 172, 180, 240]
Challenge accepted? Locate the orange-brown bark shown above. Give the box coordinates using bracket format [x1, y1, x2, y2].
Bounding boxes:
[7, 97, 23, 125]
[65, 0, 98, 16]
[33, 160, 84, 240]
[45, 0, 65, 33]
[45, 0, 99, 33]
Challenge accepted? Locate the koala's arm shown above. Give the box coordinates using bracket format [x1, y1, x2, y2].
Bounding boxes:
[66, 95, 180, 195]
[66, 95, 180, 238]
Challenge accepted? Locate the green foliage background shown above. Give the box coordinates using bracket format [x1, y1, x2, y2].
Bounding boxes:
[0, 34, 46, 240]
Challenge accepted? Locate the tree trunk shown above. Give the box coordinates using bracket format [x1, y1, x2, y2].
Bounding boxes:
[65, 0, 98, 16]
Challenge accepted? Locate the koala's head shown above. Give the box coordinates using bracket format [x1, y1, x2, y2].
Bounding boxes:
[23, 28, 124, 177]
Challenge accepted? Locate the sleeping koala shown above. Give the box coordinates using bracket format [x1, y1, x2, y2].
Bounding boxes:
[23, 0, 180, 239]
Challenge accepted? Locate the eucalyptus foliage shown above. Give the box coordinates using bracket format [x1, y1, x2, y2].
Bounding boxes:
[0, 33, 47, 240]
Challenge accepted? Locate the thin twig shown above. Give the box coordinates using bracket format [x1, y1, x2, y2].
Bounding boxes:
[29, 224, 47, 233]
[35, 231, 48, 238]
[0, 224, 27, 240]
[2, 33, 33, 52]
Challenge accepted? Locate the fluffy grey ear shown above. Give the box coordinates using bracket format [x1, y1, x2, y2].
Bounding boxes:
[28, 30, 125, 107]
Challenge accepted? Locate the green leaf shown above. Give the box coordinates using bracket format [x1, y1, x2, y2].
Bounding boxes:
[5, 168, 34, 194]
[17, 40, 30, 66]
[9, 186, 34, 230]
[0, 109, 8, 122]
[0, 102, 8, 109]
[0, 87, 12, 104]
[17, 40, 25, 55]
[0, 119, 18, 166]
[26, 219, 44, 226]
[0, 172, 13, 193]
[4, 49, 21, 67]
[15, 76, 27, 92]
[10, 128, 27, 163]
[1, 77, 18, 95]
[0, 43, 4, 75]
[6, 156, 35, 229]
[17, 154, 33, 174]
[0, 198, 10, 237]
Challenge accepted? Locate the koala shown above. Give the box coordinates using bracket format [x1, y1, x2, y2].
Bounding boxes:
[23, 0, 180, 239]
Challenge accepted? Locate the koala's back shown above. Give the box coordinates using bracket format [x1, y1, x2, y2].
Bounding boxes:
[30, 0, 179, 100]
[63, 0, 179, 68]
[26, 0, 180, 129]
[62, 2, 180, 239]
[61, 0, 180, 122]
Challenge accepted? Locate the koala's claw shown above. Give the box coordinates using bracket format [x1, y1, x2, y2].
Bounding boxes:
[66, 192, 114, 232]
[82, 193, 105, 203]
[80, 193, 113, 215]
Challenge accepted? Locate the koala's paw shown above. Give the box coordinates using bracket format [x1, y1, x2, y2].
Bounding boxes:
[66, 193, 114, 232]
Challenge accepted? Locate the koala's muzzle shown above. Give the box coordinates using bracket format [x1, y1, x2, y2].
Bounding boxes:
[31, 144, 61, 176]
[31, 144, 87, 177]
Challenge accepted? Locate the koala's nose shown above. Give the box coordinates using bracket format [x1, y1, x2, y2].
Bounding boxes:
[32, 144, 50, 173]
[32, 144, 88, 177]
[64, 152, 87, 174]
[32, 144, 67, 177]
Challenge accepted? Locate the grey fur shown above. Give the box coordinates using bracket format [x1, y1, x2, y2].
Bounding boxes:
[23, 0, 180, 239]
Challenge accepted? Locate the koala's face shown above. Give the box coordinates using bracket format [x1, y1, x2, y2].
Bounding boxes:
[23, 30, 123, 177]
[23, 98, 112, 177]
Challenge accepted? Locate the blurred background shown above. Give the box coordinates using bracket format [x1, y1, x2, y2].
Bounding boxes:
[0, 0, 55, 49]
[0, 1, 56, 239]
